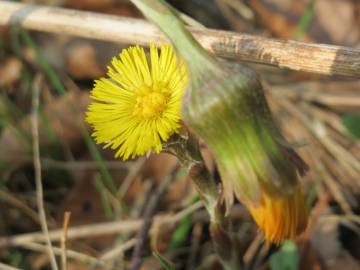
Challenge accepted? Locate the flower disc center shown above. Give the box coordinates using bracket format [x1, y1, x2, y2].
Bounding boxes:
[133, 84, 169, 119]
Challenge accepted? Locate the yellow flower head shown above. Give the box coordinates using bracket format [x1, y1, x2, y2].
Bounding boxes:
[248, 183, 308, 244]
[86, 44, 187, 159]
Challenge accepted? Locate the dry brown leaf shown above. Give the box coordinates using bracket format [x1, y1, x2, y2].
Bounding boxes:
[315, 0, 359, 46]
[0, 57, 22, 89]
[66, 42, 103, 79]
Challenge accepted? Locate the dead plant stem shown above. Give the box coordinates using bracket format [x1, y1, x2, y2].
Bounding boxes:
[18, 242, 106, 268]
[0, 201, 203, 248]
[130, 174, 174, 270]
[61, 212, 71, 270]
[0, 1, 359, 77]
[31, 75, 59, 270]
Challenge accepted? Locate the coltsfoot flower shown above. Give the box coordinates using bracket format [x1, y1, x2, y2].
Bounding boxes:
[86, 44, 187, 159]
[120, 5, 309, 243]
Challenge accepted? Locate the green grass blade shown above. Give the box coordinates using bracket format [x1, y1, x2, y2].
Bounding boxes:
[169, 214, 192, 250]
[153, 251, 175, 270]
[294, 0, 316, 39]
[20, 30, 66, 94]
[95, 174, 114, 220]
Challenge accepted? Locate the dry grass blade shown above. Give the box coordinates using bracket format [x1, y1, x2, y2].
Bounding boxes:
[130, 174, 174, 270]
[100, 238, 138, 261]
[18, 242, 106, 267]
[0, 220, 142, 248]
[31, 74, 59, 270]
[61, 212, 71, 270]
[117, 157, 146, 199]
[0, 201, 203, 248]
[0, 189, 40, 225]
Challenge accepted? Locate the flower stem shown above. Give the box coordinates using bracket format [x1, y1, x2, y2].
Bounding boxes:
[129, 0, 217, 80]
[165, 135, 243, 269]
[165, 135, 217, 218]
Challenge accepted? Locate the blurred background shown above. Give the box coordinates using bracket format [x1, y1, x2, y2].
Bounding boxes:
[0, 0, 359, 269]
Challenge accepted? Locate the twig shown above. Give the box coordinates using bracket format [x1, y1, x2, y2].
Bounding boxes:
[117, 157, 146, 199]
[156, 200, 204, 226]
[0, 220, 142, 248]
[41, 158, 131, 171]
[0, 201, 203, 248]
[0, 1, 359, 77]
[130, 174, 174, 270]
[0, 189, 39, 225]
[31, 74, 59, 270]
[243, 234, 264, 266]
[61, 212, 71, 270]
[273, 84, 360, 110]
[100, 238, 138, 261]
[18, 242, 106, 267]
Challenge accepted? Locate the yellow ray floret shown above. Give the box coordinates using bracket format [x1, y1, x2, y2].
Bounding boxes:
[86, 44, 187, 159]
[248, 183, 308, 244]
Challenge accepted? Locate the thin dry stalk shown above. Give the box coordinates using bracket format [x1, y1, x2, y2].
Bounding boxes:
[273, 82, 360, 111]
[243, 234, 264, 265]
[31, 75, 59, 270]
[0, 1, 359, 77]
[100, 238, 138, 261]
[130, 174, 174, 270]
[314, 154, 353, 214]
[18, 242, 106, 267]
[0, 201, 203, 248]
[61, 212, 71, 270]
[0, 189, 39, 225]
[117, 157, 146, 199]
[41, 159, 130, 171]
[0, 219, 141, 248]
